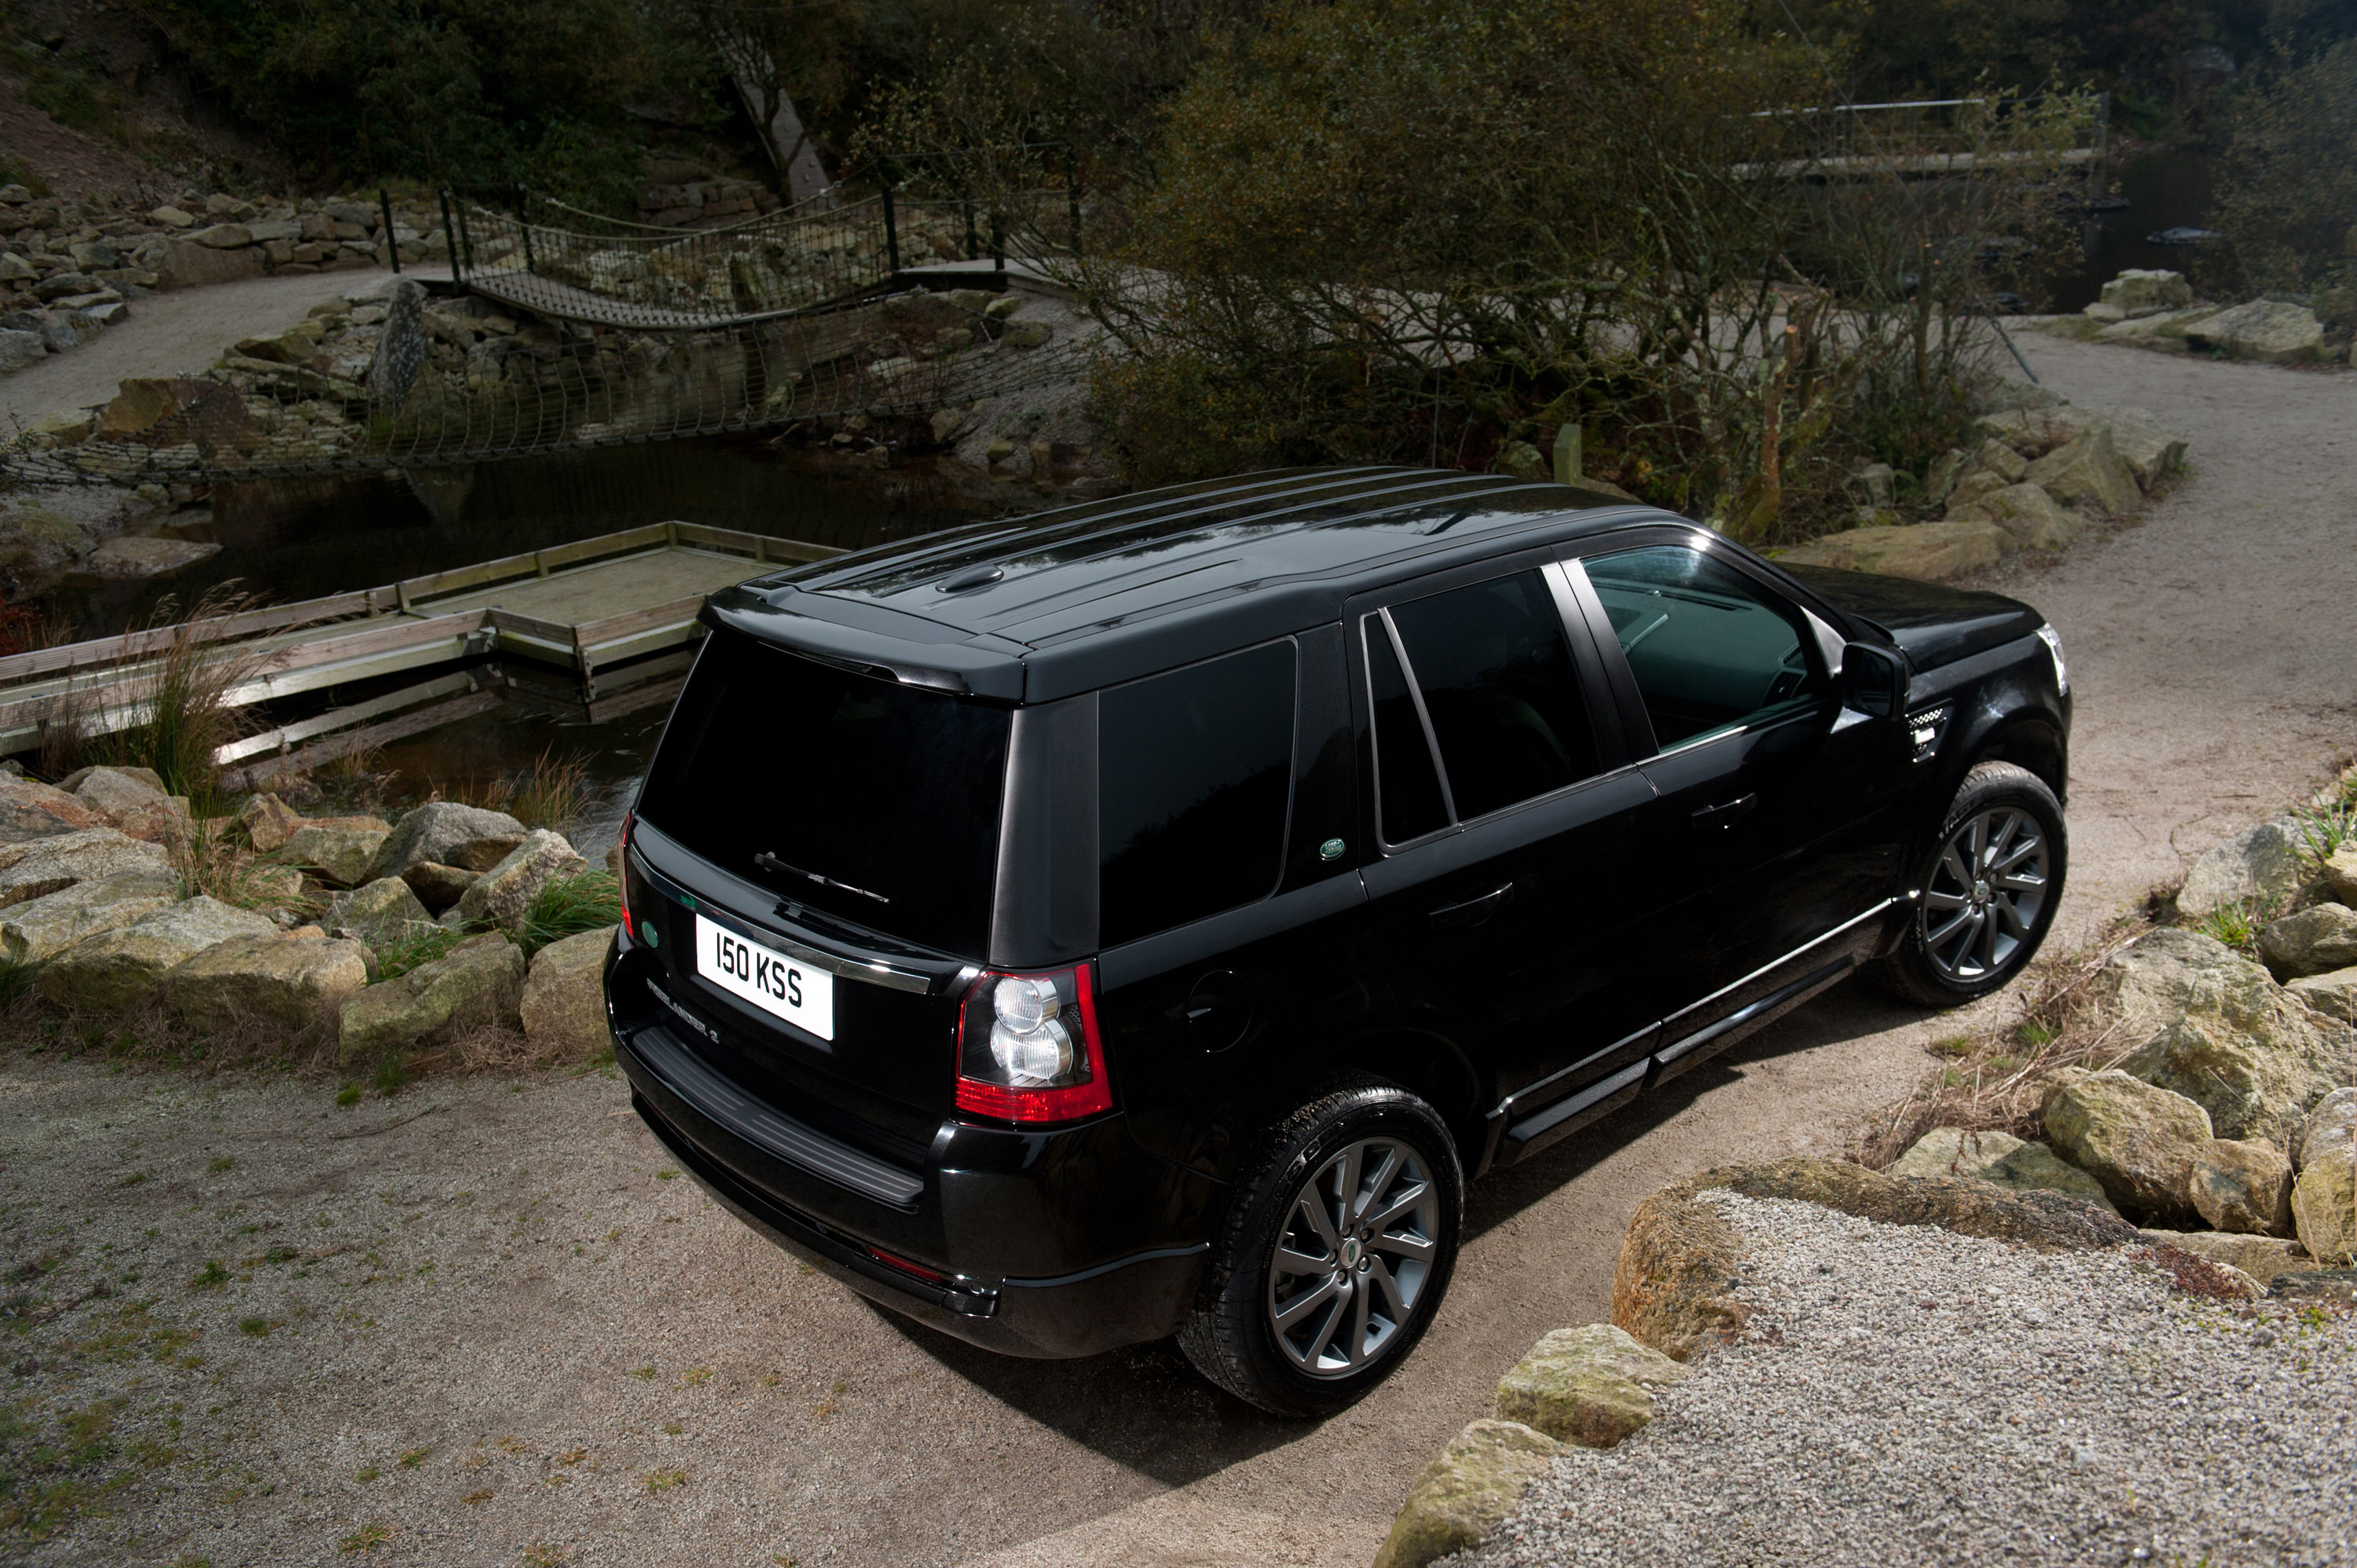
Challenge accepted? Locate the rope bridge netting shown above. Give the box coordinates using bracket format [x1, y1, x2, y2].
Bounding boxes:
[4, 189, 1092, 488]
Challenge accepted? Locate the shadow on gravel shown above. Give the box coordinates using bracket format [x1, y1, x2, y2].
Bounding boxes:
[858, 980, 1933, 1485]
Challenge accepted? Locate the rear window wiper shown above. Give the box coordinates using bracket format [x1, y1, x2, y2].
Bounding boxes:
[755, 852, 891, 905]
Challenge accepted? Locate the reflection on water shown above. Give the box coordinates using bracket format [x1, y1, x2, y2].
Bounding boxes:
[2044, 146, 2218, 312]
[52, 436, 1005, 637]
[365, 703, 670, 864]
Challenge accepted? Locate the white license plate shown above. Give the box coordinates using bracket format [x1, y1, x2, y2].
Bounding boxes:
[694, 915, 834, 1041]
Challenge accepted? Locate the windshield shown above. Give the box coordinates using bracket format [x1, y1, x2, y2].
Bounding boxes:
[636, 628, 1011, 957]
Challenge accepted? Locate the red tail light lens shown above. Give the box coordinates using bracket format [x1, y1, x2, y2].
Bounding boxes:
[954, 964, 1111, 1123]
[616, 810, 636, 941]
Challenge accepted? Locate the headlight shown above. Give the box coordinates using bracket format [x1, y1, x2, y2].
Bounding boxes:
[2036, 623, 2068, 696]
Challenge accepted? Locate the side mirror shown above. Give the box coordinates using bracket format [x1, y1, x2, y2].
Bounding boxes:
[1840, 642, 1908, 718]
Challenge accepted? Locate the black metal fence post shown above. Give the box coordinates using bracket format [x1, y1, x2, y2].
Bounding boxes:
[990, 214, 1004, 276]
[881, 178, 900, 275]
[452, 196, 477, 283]
[514, 185, 535, 276]
[379, 188, 401, 274]
[1066, 156, 1082, 257]
[438, 189, 461, 284]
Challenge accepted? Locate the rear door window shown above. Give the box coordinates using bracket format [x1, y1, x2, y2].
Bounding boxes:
[636, 628, 1012, 957]
[1582, 546, 1822, 750]
[1099, 641, 1298, 947]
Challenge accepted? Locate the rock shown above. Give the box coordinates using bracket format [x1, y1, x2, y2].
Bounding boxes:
[1495, 441, 1547, 482]
[399, 861, 478, 913]
[2292, 1132, 2355, 1266]
[165, 931, 370, 1038]
[1981, 1140, 2121, 1213]
[519, 925, 618, 1061]
[0, 508, 95, 573]
[2297, 1089, 2356, 1171]
[277, 817, 393, 888]
[2269, 1266, 2357, 1303]
[2322, 844, 2357, 905]
[1849, 461, 1896, 506]
[59, 764, 165, 795]
[1003, 321, 1051, 349]
[1977, 405, 2093, 458]
[0, 868, 181, 963]
[336, 932, 523, 1064]
[1890, 1126, 2025, 1178]
[2094, 407, 2187, 491]
[78, 537, 224, 580]
[1691, 1156, 2138, 1251]
[2176, 821, 2316, 917]
[2257, 902, 2357, 980]
[158, 240, 265, 290]
[2080, 300, 2127, 324]
[322, 877, 431, 947]
[1771, 519, 2009, 582]
[1949, 482, 2081, 550]
[2190, 1138, 2296, 1234]
[238, 793, 304, 853]
[2099, 269, 2192, 316]
[1492, 1323, 1687, 1449]
[95, 377, 240, 443]
[148, 206, 196, 229]
[0, 828, 171, 909]
[2023, 427, 2140, 516]
[2186, 299, 2326, 363]
[2115, 985, 2345, 1147]
[2095, 306, 2222, 345]
[2286, 965, 2357, 1024]
[0, 329, 42, 373]
[1369, 1419, 1563, 1568]
[40, 896, 280, 1012]
[452, 830, 588, 932]
[365, 801, 530, 882]
[70, 766, 166, 819]
[187, 223, 253, 250]
[1924, 448, 1968, 506]
[0, 779, 108, 846]
[2040, 1068, 2214, 1222]
[2139, 1229, 2315, 1286]
[244, 863, 306, 909]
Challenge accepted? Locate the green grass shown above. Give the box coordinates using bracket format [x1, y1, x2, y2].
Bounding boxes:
[0, 958, 44, 1010]
[370, 924, 463, 980]
[2192, 899, 2262, 952]
[519, 872, 621, 957]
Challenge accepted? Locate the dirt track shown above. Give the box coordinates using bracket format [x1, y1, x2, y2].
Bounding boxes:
[2, 334, 2351, 1568]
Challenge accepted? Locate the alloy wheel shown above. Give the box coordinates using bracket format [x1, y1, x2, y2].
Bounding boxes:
[1264, 1136, 1439, 1377]
[1921, 804, 2051, 983]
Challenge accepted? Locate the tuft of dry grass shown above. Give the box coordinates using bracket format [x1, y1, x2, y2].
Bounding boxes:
[170, 817, 318, 921]
[431, 747, 591, 830]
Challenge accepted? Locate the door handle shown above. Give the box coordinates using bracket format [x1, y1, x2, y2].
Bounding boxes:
[1429, 881, 1515, 929]
[1690, 793, 1758, 830]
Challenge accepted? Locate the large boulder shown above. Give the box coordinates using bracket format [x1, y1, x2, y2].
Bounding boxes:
[1370, 1419, 1563, 1568]
[1492, 1323, 1687, 1449]
[2189, 1138, 2295, 1234]
[2293, 1135, 2355, 1266]
[336, 932, 523, 1065]
[519, 925, 618, 1061]
[1949, 482, 2081, 550]
[2096, 407, 2189, 491]
[2117, 1006, 2341, 1147]
[157, 239, 264, 290]
[0, 510, 95, 574]
[1890, 1126, 2024, 1178]
[365, 802, 529, 883]
[2186, 299, 2325, 363]
[1980, 1139, 2118, 1212]
[2139, 1229, 2315, 1286]
[2257, 903, 2357, 980]
[322, 877, 432, 950]
[112, 796, 193, 848]
[2297, 1088, 2356, 1171]
[2287, 965, 2357, 1024]
[2176, 821, 2314, 917]
[453, 830, 588, 932]
[399, 861, 478, 913]
[39, 896, 280, 1012]
[1772, 519, 2009, 582]
[237, 792, 303, 853]
[2322, 844, 2357, 906]
[0, 828, 170, 909]
[277, 816, 391, 888]
[165, 932, 370, 1037]
[0, 868, 180, 964]
[0, 777, 107, 845]
[2023, 427, 2140, 517]
[2099, 269, 2192, 317]
[2040, 1068, 2214, 1222]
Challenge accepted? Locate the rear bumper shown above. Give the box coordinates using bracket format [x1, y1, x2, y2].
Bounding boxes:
[614, 1026, 1209, 1360]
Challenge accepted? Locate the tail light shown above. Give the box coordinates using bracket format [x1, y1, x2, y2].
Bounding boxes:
[954, 965, 1112, 1123]
[616, 809, 639, 943]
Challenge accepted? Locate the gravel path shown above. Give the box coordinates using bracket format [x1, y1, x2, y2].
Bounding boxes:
[1464, 1192, 2357, 1568]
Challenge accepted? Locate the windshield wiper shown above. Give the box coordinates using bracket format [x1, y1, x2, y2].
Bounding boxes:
[754, 852, 890, 905]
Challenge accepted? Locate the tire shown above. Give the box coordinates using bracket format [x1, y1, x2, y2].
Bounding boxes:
[1871, 760, 2068, 1007]
[1177, 1083, 1463, 1417]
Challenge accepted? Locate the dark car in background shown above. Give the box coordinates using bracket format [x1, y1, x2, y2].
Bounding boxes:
[605, 467, 2072, 1414]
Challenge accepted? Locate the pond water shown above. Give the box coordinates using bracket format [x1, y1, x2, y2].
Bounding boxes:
[2041, 145, 2220, 313]
[45, 437, 1032, 853]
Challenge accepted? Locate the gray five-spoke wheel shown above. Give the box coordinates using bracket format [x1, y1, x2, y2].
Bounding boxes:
[1921, 804, 2050, 982]
[1265, 1136, 1439, 1378]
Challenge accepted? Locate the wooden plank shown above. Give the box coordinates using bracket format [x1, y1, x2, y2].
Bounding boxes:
[0, 592, 383, 687]
[485, 607, 575, 645]
[537, 524, 667, 572]
[572, 595, 708, 653]
[239, 610, 489, 685]
[212, 670, 486, 765]
[582, 646, 698, 703]
[585, 678, 686, 724]
[671, 522, 843, 563]
[219, 691, 505, 791]
[580, 622, 704, 676]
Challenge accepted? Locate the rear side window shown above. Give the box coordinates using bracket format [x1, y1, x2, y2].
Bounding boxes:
[1387, 570, 1601, 821]
[1099, 641, 1297, 947]
[636, 628, 1012, 957]
[1583, 546, 1820, 750]
[1365, 619, 1450, 844]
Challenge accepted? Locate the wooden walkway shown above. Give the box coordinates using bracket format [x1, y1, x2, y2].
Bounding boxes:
[0, 522, 843, 784]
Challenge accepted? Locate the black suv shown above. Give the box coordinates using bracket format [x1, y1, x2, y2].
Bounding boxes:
[607, 467, 2070, 1414]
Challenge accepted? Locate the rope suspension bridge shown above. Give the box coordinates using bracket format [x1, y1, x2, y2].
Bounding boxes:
[5, 185, 1094, 489]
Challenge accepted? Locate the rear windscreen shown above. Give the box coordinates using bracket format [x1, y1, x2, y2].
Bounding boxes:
[636, 628, 1012, 958]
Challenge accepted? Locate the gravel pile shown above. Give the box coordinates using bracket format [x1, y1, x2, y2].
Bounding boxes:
[1461, 1192, 2356, 1568]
